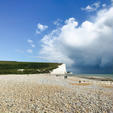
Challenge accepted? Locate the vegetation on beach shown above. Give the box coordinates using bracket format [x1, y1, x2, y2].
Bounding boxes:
[0, 61, 61, 74]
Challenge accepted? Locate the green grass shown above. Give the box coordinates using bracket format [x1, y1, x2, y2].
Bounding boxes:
[0, 61, 62, 74]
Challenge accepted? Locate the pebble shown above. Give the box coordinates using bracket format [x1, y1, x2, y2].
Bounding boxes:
[0, 74, 112, 113]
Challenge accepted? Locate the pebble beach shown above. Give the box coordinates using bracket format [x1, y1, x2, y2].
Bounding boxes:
[0, 74, 113, 113]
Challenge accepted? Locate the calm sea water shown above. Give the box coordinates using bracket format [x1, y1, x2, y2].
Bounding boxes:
[69, 74, 113, 79]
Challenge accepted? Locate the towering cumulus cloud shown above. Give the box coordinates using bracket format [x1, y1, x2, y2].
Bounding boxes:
[40, 7, 113, 73]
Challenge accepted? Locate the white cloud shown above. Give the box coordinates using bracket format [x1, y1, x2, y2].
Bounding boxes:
[27, 39, 36, 48]
[27, 39, 33, 43]
[31, 44, 35, 48]
[36, 23, 48, 34]
[111, 0, 113, 5]
[27, 49, 32, 53]
[81, 2, 100, 12]
[40, 7, 113, 73]
[53, 19, 62, 26]
[85, 5, 93, 10]
[102, 4, 106, 8]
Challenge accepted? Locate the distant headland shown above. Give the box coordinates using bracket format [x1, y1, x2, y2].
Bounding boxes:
[0, 61, 67, 74]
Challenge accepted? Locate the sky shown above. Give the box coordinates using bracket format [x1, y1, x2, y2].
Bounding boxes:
[0, 0, 113, 73]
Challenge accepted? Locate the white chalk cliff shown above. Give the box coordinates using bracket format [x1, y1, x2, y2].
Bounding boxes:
[50, 64, 67, 74]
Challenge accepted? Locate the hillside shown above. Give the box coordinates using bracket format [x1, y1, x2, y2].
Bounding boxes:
[0, 61, 62, 74]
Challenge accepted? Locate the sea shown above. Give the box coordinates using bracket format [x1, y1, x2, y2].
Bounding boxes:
[68, 74, 113, 79]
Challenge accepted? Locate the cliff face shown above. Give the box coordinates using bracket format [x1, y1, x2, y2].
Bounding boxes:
[50, 64, 67, 74]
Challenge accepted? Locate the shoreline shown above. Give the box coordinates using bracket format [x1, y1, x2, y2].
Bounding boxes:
[79, 76, 113, 81]
[66, 74, 113, 81]
[0, 73, 113, 81]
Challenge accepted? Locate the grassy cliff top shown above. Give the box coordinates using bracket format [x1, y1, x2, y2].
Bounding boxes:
[0, 61, 62, 74]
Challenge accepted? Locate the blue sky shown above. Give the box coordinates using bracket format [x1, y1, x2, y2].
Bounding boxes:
[0, 0, 113, 73]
